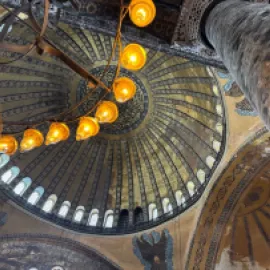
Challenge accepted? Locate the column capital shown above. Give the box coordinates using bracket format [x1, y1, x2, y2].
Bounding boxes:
[171, 0, 268, 57]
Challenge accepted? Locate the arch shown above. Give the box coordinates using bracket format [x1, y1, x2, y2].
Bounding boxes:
[27, 186, 44, 205]
[1, 166, 20, 184]
[162, 198, 173, 214]
[213, 140, 221, 153]
[13, 177, 32, 196]
[175, 190, 186, 206]
[0, 154, 10, 169]
[186, 131, 270, 270]
[134, 206, 144, 224]
[103, 210, 114, 228]
[73, 206, 85, 223]
[212, 84, 219, 96]
[197, 169, 206, 184]
[88, 209, 99, 226]
[148, 203, 158, 221]
[215, 122, 223, 135]
[42, 194, 57, 213]
[118, 209, 129, 228]
[216, 104, 223, 116]
[187, 181, 196, 196]
[206, 156, 216, 169]
[58, 201, 71, 218]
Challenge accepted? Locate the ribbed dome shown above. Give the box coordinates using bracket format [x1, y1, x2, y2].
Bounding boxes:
[0, 20, 226, 233]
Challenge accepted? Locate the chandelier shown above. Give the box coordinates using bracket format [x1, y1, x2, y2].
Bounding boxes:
[0, 0, 156, 155]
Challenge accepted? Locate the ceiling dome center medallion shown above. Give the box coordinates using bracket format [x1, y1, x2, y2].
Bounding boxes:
[77, 65, 149, 135]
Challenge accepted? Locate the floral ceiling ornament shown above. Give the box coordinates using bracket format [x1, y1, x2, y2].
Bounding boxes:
[0, 0, 156, 155]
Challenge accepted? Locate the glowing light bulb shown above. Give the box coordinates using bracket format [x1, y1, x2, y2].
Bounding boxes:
[76, 117, 100, 141]
[45, 123, 70, 145]
[113, 77, 136, 103]
[129, 0, 156, 27]
[130, 54, 137, 62]
[20, 129, 44, 153]
[95, 101, 119, 124]
[121, 44, 147, 71]
[0, 135, 18, 155]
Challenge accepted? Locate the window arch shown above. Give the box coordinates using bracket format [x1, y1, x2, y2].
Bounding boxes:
[175, 190, 186, 206]
[148, 203, 158, 221]
[58, 201, 71, 218]
[13, 177, 32, 196]
[88, 209, 99, 226]
[134, 206, 144, 224]
[187, 181, 196, 196]
[213, 140, 221, 153]
[73, 206, 85, 223]
[42, 194, 57, 213]
[0, 154, 10, 169]
[1, 166, 20, 184]
[216, 122, 223, 135]
[27, 186, 44, 205]
[103, 210, 114, 228]
[206, 156, 216, 169]
[197, 169, 206, 184]
[118, 209, 129, 228]
[212, 84, 219, 96]
[216, 104, 223, 116]
[162, 198, 173, 214]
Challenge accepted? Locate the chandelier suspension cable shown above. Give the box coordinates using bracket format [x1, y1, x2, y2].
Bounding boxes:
[0, 0, 156, 154]
[29, 2, 129, 122]
[0, 1, 130, 128]
[0, 1, 126, 124]
[0, 1, 110, 91]
[0, 1, 111, 125]
[0, 4, 38, 64]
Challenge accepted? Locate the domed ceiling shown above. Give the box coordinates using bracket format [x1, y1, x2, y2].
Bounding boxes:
[0, 19, 226, 233]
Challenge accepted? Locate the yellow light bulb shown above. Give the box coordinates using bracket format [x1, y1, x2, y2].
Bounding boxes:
[121, 44, 147, 71]
[0, 135, 18, 155]
[113, 77, 136, 103]
[95, 101, 119, 124]
[130, 54, 137, 62]
[76, 117, 100, 141]
[129, 0, 156, 27]
[45, 123, 70, 145]
[20, 129, 44, 153]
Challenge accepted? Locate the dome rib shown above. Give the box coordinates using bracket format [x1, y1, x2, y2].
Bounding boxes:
[0, 20, 226, 234]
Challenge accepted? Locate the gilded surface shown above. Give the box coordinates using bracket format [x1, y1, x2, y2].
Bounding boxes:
[0, 20, 226, 232]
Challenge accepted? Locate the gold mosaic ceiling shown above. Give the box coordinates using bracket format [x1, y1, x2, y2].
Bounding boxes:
[0, 19, 226, 233]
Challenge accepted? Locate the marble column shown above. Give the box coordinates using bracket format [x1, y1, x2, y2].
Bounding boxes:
[204, 0, 270, 129]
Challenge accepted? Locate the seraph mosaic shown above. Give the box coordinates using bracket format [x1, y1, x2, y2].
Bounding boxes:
[216, 71, 258, 117]
[133, 229, 173, 270]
